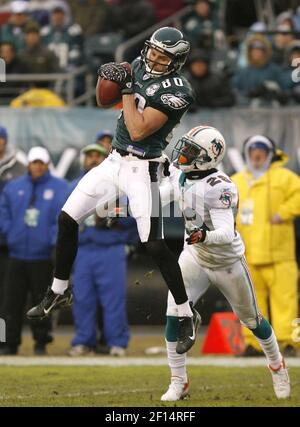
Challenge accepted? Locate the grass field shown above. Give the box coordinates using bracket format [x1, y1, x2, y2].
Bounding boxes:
[0, 365, 299, 407]
[0, 332, 299, 407]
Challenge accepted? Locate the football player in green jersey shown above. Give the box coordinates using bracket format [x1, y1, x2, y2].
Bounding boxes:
[27, 27, 199, 355]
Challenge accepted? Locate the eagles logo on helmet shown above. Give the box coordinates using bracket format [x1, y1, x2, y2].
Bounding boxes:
[141, 27, 190, 77]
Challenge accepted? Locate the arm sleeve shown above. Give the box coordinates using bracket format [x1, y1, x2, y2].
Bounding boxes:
[205, 208, 235, 245]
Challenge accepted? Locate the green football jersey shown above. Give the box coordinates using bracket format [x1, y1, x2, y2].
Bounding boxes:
[112, 59, 195, 158]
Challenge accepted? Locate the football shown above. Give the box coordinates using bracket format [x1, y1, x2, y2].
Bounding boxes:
[96, 62, 132, 108]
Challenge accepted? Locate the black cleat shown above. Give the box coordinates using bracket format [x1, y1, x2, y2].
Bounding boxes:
[34, 343, 47, 356]
[27, 287, 73, 320]
[176, 305, 201, 354]
[0, 346, 18, 356]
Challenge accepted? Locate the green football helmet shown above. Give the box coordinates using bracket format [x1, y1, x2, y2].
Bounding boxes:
[141, 27, 190, 77]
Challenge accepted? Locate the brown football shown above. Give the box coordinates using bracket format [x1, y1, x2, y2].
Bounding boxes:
[96, 62, 132, 108]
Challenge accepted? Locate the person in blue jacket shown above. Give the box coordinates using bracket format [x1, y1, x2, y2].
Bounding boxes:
[0, 125, 27, 351]
[0, 146, 68, 355]
[69, 143, 138, 357]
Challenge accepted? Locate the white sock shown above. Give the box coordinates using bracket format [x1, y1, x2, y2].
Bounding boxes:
[166, 340, 187, 383]
[51, 278, 68, 295]
[256, 330, 282, 369]
[177, 301, 193, 317]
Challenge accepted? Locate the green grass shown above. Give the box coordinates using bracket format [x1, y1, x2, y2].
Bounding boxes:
[0, 366, 299, 407]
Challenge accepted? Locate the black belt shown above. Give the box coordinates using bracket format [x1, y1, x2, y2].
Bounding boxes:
[113, 147, 158, 160]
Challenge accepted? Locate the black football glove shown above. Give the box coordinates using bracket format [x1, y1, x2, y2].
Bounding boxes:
[186, 228, 207, 245]
[97, 62, 133, 95]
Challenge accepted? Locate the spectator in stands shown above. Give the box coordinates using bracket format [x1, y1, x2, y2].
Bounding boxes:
[0, 125, 26, 351]
[149, 0, 184, 22]
[95, 129, 113, 154]
[68, 144, 138, 357]
[111, 0, 155, 40]
[185, 49, 235, 109]
[0, 42, 28, 103]
[294, 6, 300, 31]
[0, 41, 26, 74]
[0, 1, 32, 51]
[66, 0, 108, 37]
[0, 147, 68, 355]
[232, 34, 287, 106]
[231, 135, 300, 358]
[182, 0, 219, 50]
[18, 22, 60, 78]
[27, 0, 71, 27]
[272, 24, 294, 66]
[275, 10, 295, 30]
[0, 126, 26, 192]
[10, 87, 66, 107]
[236, 22, 267, 69]
[41, 5, 83, 70]
[282, 40, 300, 104]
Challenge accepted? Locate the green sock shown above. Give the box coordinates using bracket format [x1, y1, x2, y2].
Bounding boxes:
[165, 316, 179, 342]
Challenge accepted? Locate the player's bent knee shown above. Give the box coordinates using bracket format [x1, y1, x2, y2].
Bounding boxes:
[241, 318, 258, 330]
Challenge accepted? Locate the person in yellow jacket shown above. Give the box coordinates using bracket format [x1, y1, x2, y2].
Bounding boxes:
[231, 135, 300, 357]
[10, 89, 65, 108]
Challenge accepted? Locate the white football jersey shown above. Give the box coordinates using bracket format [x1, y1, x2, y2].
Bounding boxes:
[160, 165, 245, 268]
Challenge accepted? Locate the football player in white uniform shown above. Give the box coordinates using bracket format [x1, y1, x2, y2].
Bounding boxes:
[26, 27, 200, 354]
[159, 126, 291, 402]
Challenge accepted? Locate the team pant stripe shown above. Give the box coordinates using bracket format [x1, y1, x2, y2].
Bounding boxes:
[240, 256, 260, 320]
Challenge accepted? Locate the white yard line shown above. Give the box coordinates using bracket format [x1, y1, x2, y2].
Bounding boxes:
[0, 356, 299, 367]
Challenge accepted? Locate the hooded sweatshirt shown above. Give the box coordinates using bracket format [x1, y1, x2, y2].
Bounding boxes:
[232, 34, 286, 96]
[231, 149, 300, 264]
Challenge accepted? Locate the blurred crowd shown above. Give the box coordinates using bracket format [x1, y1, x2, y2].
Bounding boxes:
[0, 126, 139, 357]
[0, 0, 300, 107]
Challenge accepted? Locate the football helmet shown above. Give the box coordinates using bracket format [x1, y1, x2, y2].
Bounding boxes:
[141, 27, 190, 77]
[172, 126, 226, 172]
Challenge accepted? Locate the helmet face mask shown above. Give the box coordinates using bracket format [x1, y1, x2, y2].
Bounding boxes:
[143, 43, 173, 76]
[172, 137, 211, 170]
[172, 126, 226, 172]
[141, 27, 190, 77]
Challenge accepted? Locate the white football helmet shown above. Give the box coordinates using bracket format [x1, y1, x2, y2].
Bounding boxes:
[172, 126, 226, 172]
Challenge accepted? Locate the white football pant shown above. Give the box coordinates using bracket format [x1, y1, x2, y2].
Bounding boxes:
[166, 245, 260, 329]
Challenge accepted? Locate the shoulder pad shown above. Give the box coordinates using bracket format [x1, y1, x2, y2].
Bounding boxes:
[205, 179, 238, 210]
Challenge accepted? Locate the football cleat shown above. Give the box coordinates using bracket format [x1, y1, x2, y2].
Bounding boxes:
[161, 378, 189, 401]
[27, 287, 73, 320]
[269, 358, 291, 399]
[68, 345, 95, 357]
[176, 306, 201, 354]
[110, 346, 126, 357]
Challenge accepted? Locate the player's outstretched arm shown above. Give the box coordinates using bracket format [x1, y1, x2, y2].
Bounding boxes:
[122, 95, 168, 142]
